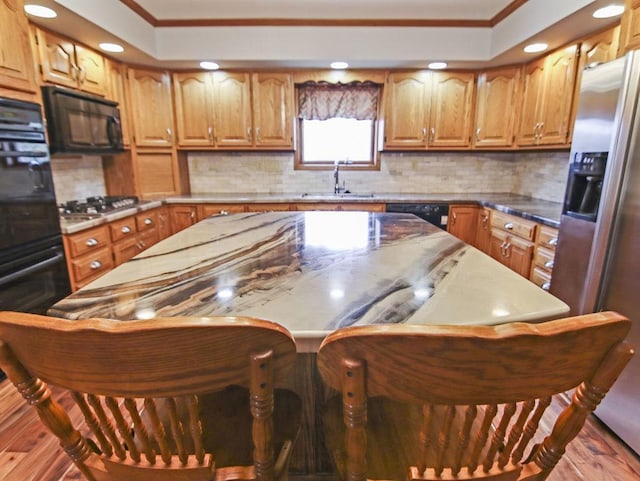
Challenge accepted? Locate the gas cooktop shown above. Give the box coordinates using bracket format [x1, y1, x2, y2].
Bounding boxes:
[59, 196, 139, 219]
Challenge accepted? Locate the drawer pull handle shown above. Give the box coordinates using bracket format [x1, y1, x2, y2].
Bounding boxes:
[544, 260, 554, 269]
[121, 226, 132, 234]
[504, 222, 514, 230]
[541, 282, 551, 291]
[85, 238, 98, 247]
[90, 260, 102, 270]
[548, 238, 558, 246]
[144, 218, 153, 225]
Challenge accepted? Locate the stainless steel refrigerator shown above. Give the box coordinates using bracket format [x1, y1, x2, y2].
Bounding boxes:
[551, 52, 640, 454]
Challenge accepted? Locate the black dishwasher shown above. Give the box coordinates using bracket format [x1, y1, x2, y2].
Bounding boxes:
[386, 203, 449, 229]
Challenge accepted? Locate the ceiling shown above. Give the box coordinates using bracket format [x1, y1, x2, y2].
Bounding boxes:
[26, 0, 623, 70]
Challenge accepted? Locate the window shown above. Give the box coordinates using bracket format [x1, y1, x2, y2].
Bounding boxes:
[295, 81, 381, 170]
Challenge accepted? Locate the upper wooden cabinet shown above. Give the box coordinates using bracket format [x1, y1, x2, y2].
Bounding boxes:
[581, 26, 620, 68]
[474, 67, 520, 148]
[384, 70, 474, 149]
[34, 28, 107, 96]
[128, 68, 174, 147]
[251, 73, 294, 147]
[106, 60, 131, 147]
[173, 71, 294, 149]
[516, 45, 579, 147]
[0, 0, 38, 95]
[619, 0, 640, 54]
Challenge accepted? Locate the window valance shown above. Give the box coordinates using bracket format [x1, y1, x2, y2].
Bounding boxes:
[297, 81, 380, 121]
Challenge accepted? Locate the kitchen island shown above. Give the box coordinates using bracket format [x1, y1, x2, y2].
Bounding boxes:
[49, 211, 569, 473]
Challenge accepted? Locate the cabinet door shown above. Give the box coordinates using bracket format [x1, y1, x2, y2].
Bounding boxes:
[252, 73, 294, 148]
[505, 235, 534, 278]
[489, 228, 510, 267]
[173, 71, 215, 147]
[213, 71, 253, 147]
[156, 206, 172, 240]
[619, 0, 640, 54]
[134, 151, 180, 197]
[447, 205, 478, 245]
[475, 208, 491, 254]
[113, 236, 140, 266]
[0, 0, 37, 93]
[383, 71, 429, 148]
[106, 60, 132, 147]
[74, 44, 107, 96]
[581, 26, 620, 68]
[170, 205, 197, 234]
[516, 58, 546, 146]
[128, 68, 175, 147]
[429, 71, 474, 148]
[538, 45, 578, 146]
[474, 67, 520, 148]
[35, 28, 78, 90]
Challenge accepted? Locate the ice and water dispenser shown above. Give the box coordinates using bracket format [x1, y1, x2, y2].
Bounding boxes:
[563, 152, 607, 221]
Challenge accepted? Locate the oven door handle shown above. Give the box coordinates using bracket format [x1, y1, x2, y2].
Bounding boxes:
[0, 252, 64, 287]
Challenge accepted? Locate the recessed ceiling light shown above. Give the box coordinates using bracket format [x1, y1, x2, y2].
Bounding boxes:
[593, 4, 625, 18]
[330, 61, 348, 70]
[428, 62, 447, 70]
[24, 4, 57, 18]
[99, 43, 124, 53]
[524, 43, 548, 53]
[200, 61, 219, 70]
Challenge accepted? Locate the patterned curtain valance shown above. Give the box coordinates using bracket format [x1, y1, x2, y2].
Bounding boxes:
[297, 81, 380, 121]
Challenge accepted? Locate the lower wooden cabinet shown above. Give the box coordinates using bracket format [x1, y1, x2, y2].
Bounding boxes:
[529, 224, 559, 290]
[489, 228, 535, 278]
[169, 205, 198, 234]
[475, 207, 491, 253]
[447, 205, 479, 246]
[198, 203, 246, 220]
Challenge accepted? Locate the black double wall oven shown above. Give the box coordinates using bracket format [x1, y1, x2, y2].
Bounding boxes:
[0, 97, 70, 317]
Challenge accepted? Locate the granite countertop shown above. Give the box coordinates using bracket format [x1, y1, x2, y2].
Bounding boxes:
[49, 211, 569, 352]
[59, 193, 563, 234]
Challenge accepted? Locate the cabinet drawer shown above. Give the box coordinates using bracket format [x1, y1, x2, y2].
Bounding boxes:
[534, 246, 555, 271]
[531, 266, 552, 291]
[70, 247, 113, 284]
[110, 216, 137, 242]
[136, 210, 158, 232]
[138, 228, 160, 251]
[491, 211, 537, 241]
[537, 225, 559, 249]
[198, 204, 246, 220]
[65, 225, 110, 258]
[246, 203, 292, 212]
[113, 236, 139, 266]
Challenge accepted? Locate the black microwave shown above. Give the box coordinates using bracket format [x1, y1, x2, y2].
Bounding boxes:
[41, 86, 124, 155]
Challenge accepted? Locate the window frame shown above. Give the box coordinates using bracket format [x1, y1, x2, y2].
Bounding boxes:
[294, 117, 382, 171]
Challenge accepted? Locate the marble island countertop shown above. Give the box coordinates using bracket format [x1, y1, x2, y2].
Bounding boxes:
[50, 211, 569, 351]
[58, 192, 563, 234]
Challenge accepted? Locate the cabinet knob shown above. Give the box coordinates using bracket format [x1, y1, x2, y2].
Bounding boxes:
[451, 212, 457, 225]
[429, 127, 435, 143]
[544, 260, 554, 269]
[548, 237, 558, 246]
[166, 128, 173, 143]
[144, 218, 153, 225]
[504, 222, 514, 230]
[90, 260, 102, 270]
[85, 238, 98, 247]
[121, 226, 132, 234]
[541, 282, 551, 291]
[475, 127, 481, 143]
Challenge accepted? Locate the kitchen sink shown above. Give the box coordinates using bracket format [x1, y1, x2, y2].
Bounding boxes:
[300, 193, 376, 199]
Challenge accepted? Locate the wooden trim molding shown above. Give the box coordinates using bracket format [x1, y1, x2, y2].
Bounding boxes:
[119, 0, 528, 28]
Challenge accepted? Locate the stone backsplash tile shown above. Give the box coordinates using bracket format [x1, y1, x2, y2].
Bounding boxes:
[50, 156, 106, 202]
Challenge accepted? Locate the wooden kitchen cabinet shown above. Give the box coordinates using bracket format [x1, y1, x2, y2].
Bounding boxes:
[106, 60, 132, 147]
[516, 45, 579, 147]
[447, 205, 479, 246]
[128, 68, 174, 147]
[0, 0, 38, 96]
[156, 206, 172, 240]
[295, 203, 385, 212]
[581, 26, 621, 68]
[173, 71, 215, 147]
[529, 224, 559, 291]
[134, 150, 187, 198]
[251, 72, 294, 147]
[474, 67, 520, 148]
[197, 203, 246, 220]
[384, 70, 474, 149]
[62, 225, 114, 291]
[488, 210, 536, 278]
[618, 0, 640, 54]
[169, 205, 198, 234]
[213, 71, 253, 147]
[475, 207, 491, 254]
[34, 28, 107, 96]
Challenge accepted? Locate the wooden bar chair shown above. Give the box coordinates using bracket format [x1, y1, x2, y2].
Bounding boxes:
[317, 311, 634, 481]
[0, 311, 301, 481]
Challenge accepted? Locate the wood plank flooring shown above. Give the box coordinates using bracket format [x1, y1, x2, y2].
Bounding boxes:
[0, 380, 638, 481]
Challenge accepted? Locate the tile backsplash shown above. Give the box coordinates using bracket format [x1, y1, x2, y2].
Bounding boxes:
[49, 150, 571, 203]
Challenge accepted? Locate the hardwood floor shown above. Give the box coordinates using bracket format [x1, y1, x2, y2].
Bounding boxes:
[1, 380, 638, 481]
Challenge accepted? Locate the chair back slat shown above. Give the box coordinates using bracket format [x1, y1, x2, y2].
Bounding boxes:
[124, 398, 157, 464]
[0, 312, 300, 481]
[318, 312, 634, 481]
